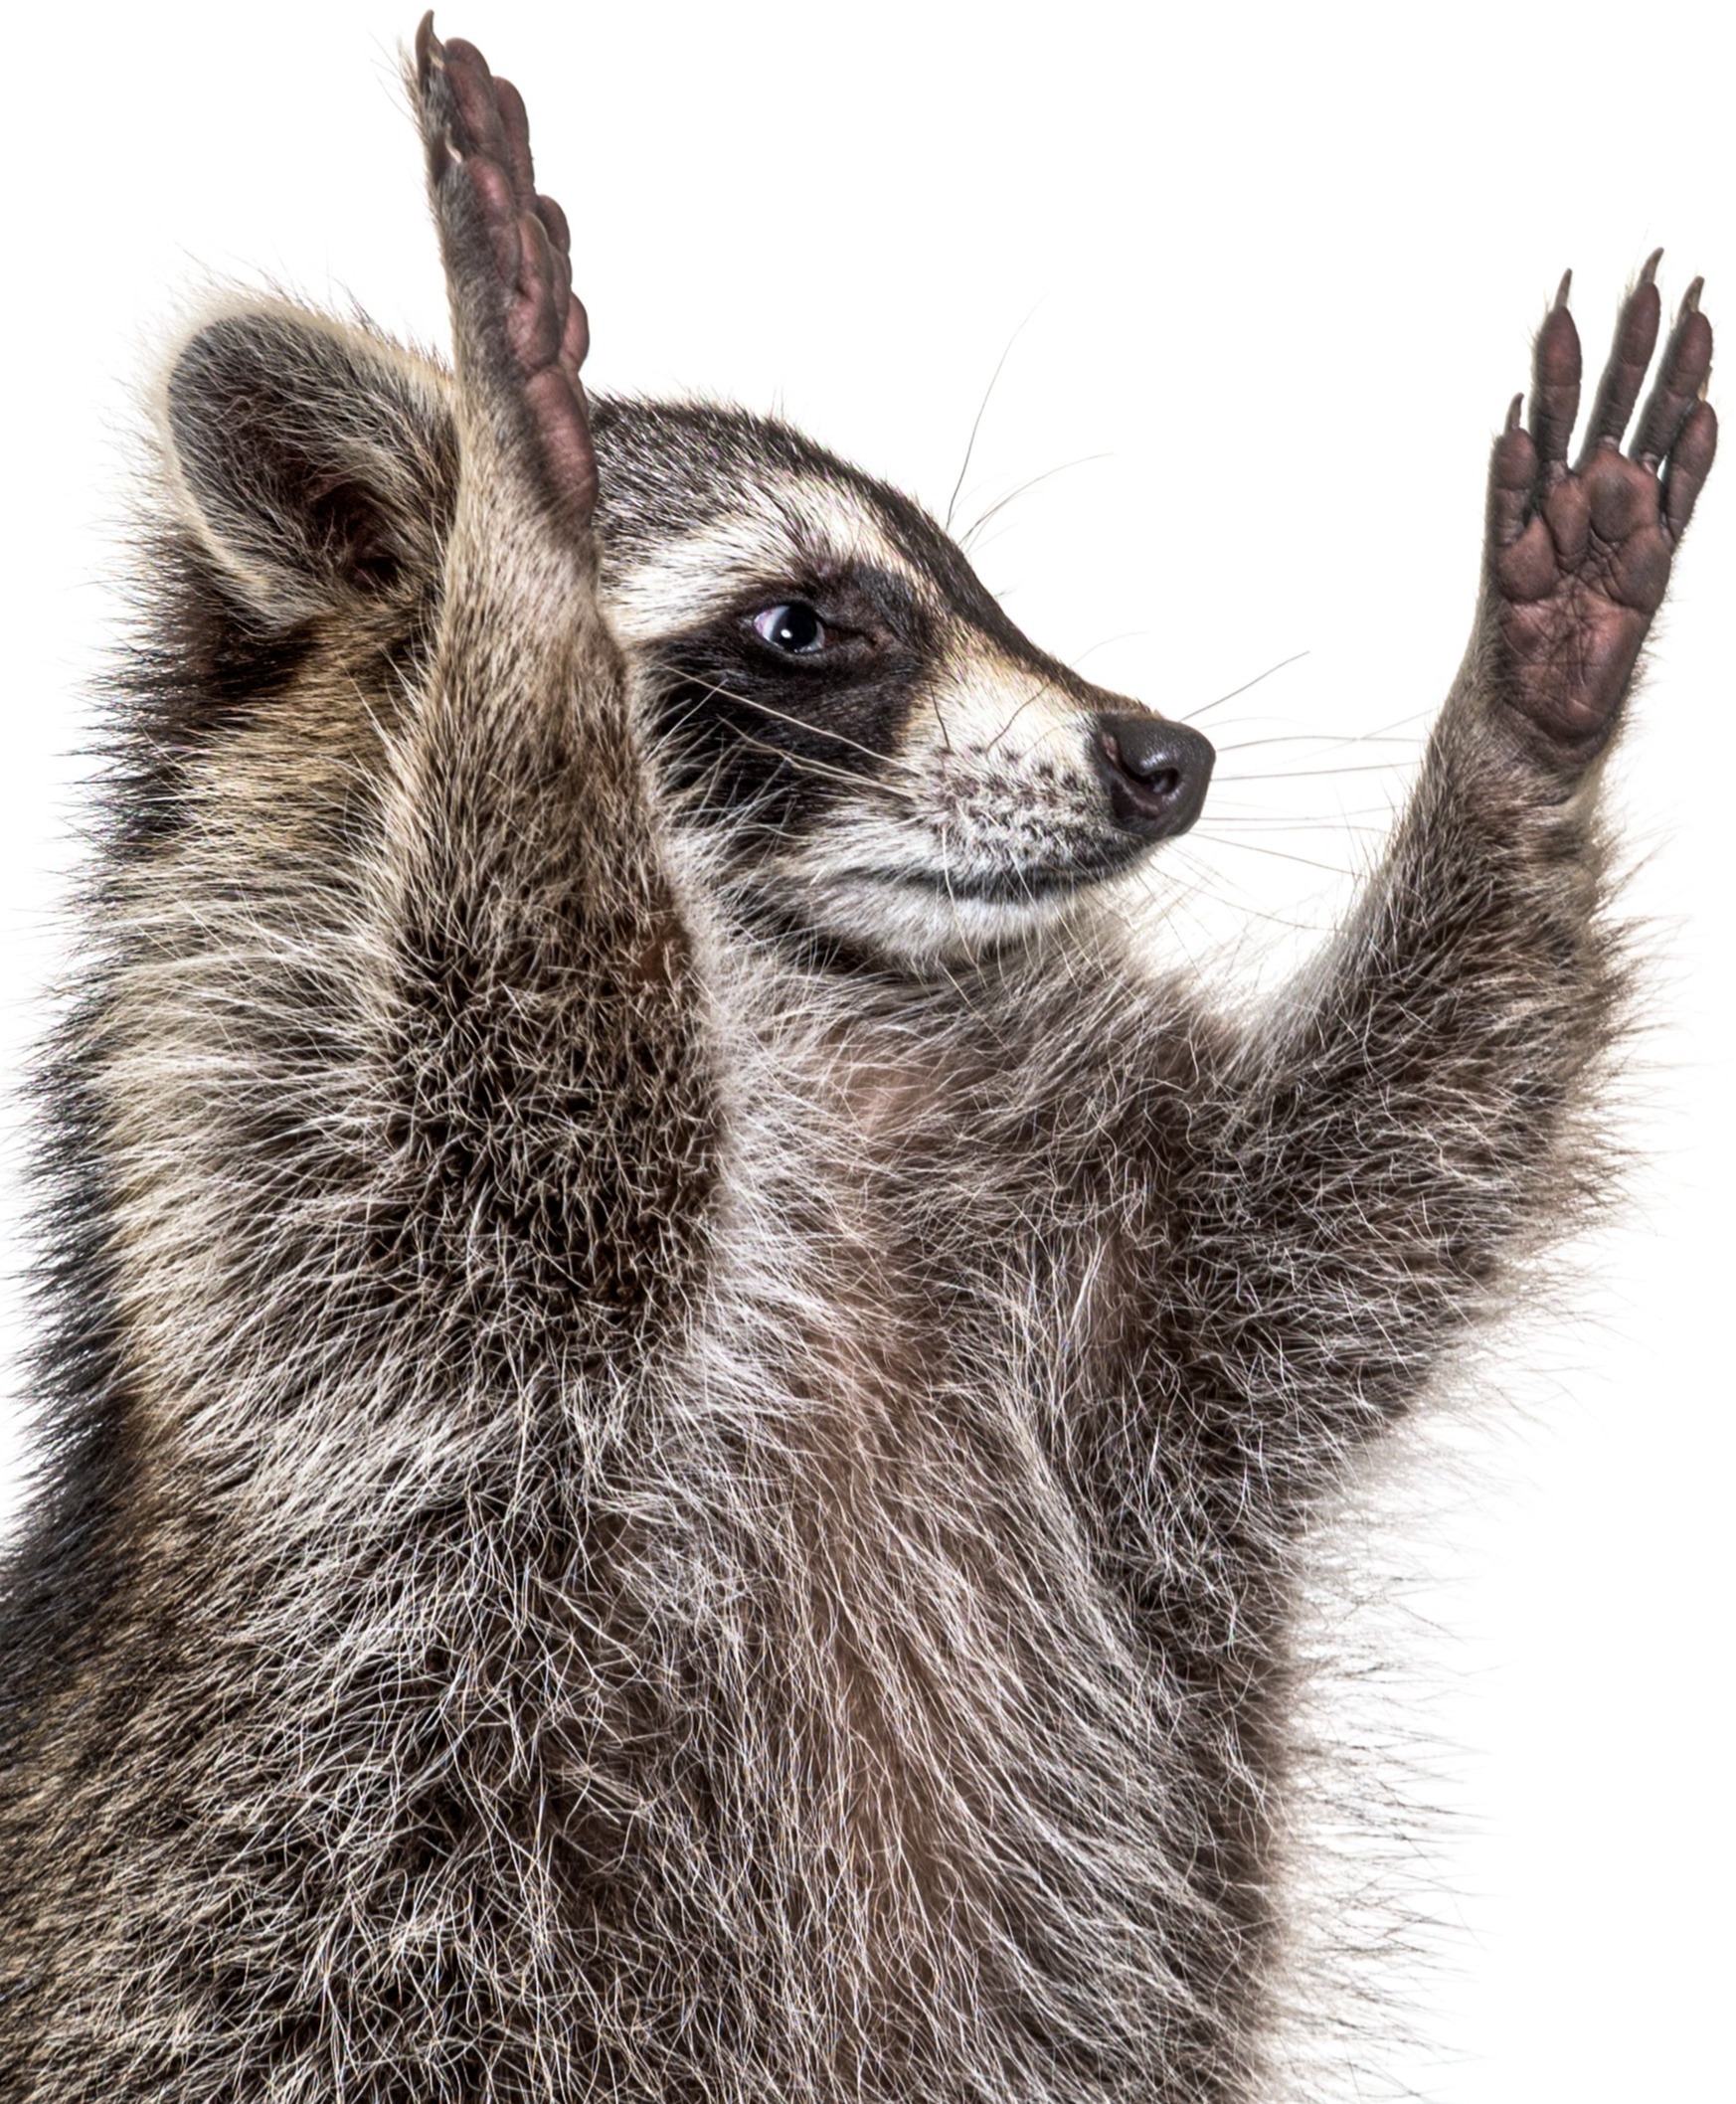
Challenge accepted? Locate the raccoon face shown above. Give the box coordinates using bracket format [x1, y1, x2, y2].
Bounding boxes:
[155, 309, 1211, 972]
[594, 401, 1214, 964]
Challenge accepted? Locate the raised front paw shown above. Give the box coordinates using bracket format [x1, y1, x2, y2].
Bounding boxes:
[412, 14, 597, 525]
[1483, 255, 1715, 766]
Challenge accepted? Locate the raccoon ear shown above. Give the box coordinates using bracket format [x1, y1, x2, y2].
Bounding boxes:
[160, 300, 455, 623]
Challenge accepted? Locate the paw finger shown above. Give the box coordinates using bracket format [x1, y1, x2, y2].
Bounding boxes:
[1632, 288, 1712, 467]
[1528, 280, 1581, 476]
[1577, 253, 1661, 462]
[506, 212, 565, 372]
[531, 198, 587, 374]
[491, 77, 538, 210]
[535, 194, 573, 262]
[440, 37, 511, 167]
[1486, 400, 1537, 550]
[545, 229, 574, 336]
[1662, 399, 1718, 542]
[560, 291, 591, 381]
[535, 223, 580, 379]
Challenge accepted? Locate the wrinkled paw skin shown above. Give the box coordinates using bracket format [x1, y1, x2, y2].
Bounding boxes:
[413, 14, 597, 525]
[1482, 253, 1716, 772]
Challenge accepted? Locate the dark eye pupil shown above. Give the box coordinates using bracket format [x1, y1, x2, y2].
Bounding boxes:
[758, 603, 823, 653]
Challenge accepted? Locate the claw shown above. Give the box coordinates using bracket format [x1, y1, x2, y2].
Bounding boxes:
[416, 10, 442, 79]
[1506, 393, 1524, 432]
[1554, 268, 1573, 310]
[1641, 247, 1663, 287]
[1681, 275, 1704, 320]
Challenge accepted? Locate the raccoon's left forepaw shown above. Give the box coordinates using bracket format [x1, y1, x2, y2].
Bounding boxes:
[413, 15, 596, 526]
[1480, 256, 1715, 771]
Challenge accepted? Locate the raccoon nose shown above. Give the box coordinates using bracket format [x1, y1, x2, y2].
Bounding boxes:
[1092, 714, 1215, 839]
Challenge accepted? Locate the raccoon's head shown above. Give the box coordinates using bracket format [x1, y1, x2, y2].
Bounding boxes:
[594, 401, 1213, 964]
[153, 301, 1210, 968]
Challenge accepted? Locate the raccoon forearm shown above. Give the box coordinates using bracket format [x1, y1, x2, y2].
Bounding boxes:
[373, 472, 718, 1341]
[90, 446, 714, 1451]
[1186, 694, 1618, 1443]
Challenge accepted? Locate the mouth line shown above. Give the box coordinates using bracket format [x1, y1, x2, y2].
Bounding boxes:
[842, 843, 1151, 904]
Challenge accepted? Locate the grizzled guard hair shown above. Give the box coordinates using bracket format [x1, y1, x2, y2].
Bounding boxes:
[0, 17, 1716, 2104]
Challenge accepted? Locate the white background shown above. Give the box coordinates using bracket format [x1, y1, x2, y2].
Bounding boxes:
[2, 2, 1729, 2097]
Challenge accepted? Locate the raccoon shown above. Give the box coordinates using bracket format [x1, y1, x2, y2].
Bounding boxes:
[0, 16, 1716, 2102]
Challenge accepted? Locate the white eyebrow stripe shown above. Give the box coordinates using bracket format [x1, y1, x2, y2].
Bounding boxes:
[604, 476, 926, 645]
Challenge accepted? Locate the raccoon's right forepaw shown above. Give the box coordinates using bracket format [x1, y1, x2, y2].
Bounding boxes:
[413, 15, 597, 527]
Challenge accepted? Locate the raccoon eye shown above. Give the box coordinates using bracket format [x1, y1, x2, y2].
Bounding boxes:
[751, 603, 827, 655]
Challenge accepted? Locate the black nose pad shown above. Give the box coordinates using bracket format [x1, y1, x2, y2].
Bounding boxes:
[1092, 714, 1215, 839]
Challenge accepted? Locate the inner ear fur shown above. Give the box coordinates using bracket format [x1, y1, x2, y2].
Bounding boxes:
[159, 298, 455, 623]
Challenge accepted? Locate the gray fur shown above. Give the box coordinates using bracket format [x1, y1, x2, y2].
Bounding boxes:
[0, 41, 1690, 2104]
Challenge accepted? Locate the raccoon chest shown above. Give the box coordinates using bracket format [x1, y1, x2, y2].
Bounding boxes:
[732, 1155, 1146, 1952]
